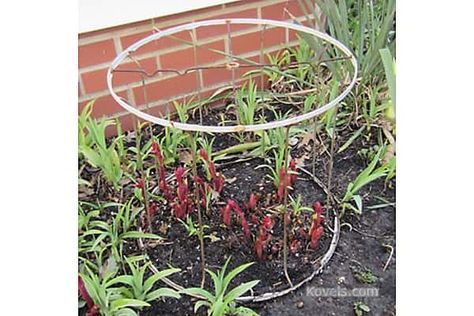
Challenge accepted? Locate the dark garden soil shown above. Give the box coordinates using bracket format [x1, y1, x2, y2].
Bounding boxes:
[79, 112, 395, 315]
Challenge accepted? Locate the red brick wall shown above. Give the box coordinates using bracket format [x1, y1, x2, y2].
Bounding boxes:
[78, 0, 317, 132]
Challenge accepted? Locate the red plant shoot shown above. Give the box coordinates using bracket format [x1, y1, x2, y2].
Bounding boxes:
[298, 227, 308, 240]
[152, 141, 172, 201]
[254, 215, 274, 261]
[194, 175, 211, 208]
[176, 167, 188, 202]
[250, 214, 259, 225]
[262, 215, 274, 230]
[172, 202, 187, 219]
[199, 148, 224, 193]
[152, 141, 166, 179]
[86, 306, 99, 316]
[289, 159, 298, 185]
[241, 217, 250, 239]
[277, 167, 286, 202]
[290, 239, 301, 253]
[79, 276, 98, 316]
[309, 201, 325, 249]
[136, 178, 150, 219]
[159, 179, 173, 202]
[246, 193, 257, 210]
[224, 199, 251, 239]
[172, 167, 190, 219]
[213, 175, 224, 193]
[148, 202, 157, 220]
[221, 204, 232, 226]
[276, 160, 299, 202]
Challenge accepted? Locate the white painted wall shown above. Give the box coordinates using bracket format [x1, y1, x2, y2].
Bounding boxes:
[79, 0, 240, 33]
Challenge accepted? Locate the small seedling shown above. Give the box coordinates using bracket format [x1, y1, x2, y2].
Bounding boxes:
[354, 269, 378, 284]
[178, 215, 209, 238]
[289, 194, 312, 217]
[354, 302, 371, 316]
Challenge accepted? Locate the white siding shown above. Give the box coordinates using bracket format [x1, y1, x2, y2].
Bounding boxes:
[79, 0, 240, 33]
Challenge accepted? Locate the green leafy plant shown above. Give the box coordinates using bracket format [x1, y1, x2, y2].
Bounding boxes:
[159, 126, 187, 165]
[289, 35, 316, 86]
[354, 301, 371, 316]
[198, 136, 216, 165]
[79, 104, 124, 191]
[299, 0, 395, 84]
[178, 215, 210, 238]
[174, 97, 195, 123]
[303, 93, 318, 113]
[341, 145, 388, 214]
[126, 136, 154, 174]
[296, 0, 396, 134]
[181, 257, 259, 316]
[108, 257, 181, 303]
[262, 50, 291, 83]
[79, 100, 94, 149]
[79, 202, 121, 258]
[354, 269, 378, 284]
[79, 264, 150, 316]
[289, 194, 312, 216]
[79, 201, 101, 233]
[380, 47, 396, 122]
[262, 145, 286, 188]
[228, 80, 260, 126]
[85, 200, 161, 264]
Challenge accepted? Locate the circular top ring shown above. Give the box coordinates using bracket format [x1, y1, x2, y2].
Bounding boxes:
[107, 18, 358, 133]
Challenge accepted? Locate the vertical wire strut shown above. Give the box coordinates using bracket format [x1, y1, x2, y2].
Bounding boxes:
[189, 132, 207, 288]
[327, 104, 338, 220]
[128, 54, 154, 137]
[226, 21, 236, 96]
[191, 29, 203, 125]
[259, 24, 267, 89]
[282, 125, 294, 287]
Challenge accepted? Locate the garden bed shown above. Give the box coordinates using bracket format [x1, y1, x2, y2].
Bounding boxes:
[79, 117, 395, 315]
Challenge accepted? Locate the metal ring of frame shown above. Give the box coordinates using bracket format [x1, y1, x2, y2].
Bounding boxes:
[107, 18, 358, 133]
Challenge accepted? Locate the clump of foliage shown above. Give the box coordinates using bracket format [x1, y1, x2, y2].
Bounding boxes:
[228, 79, 260, 126]
[79, 101, 124, 191]
[79, 264, 150, 316]
[181, 257, 259, 316]
[108, 257, 181, 303]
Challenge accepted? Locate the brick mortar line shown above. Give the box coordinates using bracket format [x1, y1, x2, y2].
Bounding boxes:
[78, 74, 86, 96]
[78, 0, 296, 45]
[112, 36, 123, 54]
[79, 14, 310, 74]
[79, 39, 300, 102]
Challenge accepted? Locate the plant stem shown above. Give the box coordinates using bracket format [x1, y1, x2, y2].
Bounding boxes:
[312, 118, 318, 175]
[134, 119, 151, 232]
[282, 125, 293, 287]
[327, 106, 338, 212]
[188, 132, 206, 288]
